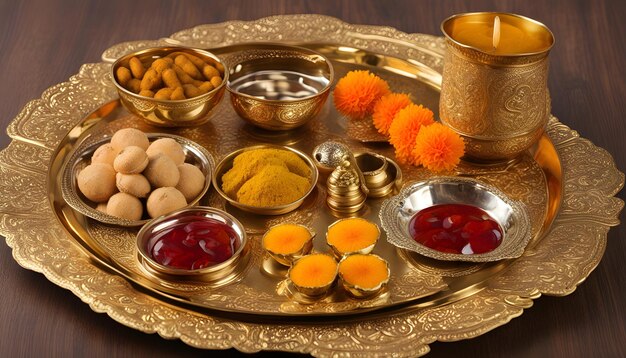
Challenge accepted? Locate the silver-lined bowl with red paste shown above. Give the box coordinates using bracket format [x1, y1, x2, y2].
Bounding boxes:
[379, 177, 532, 262]
[409, 204, 503, 255]
[136, 206, 247, 281]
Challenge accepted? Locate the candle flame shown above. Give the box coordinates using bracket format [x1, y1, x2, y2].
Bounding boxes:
[493, 16, 501, 50]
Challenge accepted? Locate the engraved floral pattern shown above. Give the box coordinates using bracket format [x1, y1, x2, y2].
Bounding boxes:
[439, 42, 551, 160]
[0, 15, 623, 357]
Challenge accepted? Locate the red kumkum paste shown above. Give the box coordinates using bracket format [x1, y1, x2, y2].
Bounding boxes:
[409, 204, 503, 254]
[147, 216, 240, 270]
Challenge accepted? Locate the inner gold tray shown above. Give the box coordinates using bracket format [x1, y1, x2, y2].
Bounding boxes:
[1, 15, 623, 356]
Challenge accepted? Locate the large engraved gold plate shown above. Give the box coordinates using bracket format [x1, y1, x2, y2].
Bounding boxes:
[0, 15, 623, 356]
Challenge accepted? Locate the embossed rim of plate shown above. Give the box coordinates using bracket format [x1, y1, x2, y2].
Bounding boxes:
[136, 206, 247, 277]
[211, 144, 319, 215]
[380, 176, 532, 262]
[0, 14, 621, 357]
[61, 133, 214, 227]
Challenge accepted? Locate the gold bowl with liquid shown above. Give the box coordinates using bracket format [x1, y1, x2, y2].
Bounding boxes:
[225, 43, 334, 131]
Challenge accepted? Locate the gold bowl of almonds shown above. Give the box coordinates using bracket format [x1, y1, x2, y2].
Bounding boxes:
[111, 46, 228, 127]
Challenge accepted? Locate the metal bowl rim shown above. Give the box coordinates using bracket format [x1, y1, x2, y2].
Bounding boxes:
[224, 42, 334, 104]
[135, 206, 247, 276]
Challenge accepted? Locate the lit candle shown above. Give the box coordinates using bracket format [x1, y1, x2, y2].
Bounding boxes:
[492, 16, 501, 50]
[442, 13, 553, 55]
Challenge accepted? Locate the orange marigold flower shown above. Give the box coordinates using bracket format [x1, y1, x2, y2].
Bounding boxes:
[413, 123, 465, 173]
[333, 70, 391, 119]
[372, 93, 413, 136]
[388, 104, 434, 164]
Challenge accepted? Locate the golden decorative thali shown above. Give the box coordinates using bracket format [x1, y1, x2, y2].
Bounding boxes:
[1, 15, 623, 356]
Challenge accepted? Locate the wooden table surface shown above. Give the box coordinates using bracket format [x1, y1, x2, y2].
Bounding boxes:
[1, 1, 624, 357]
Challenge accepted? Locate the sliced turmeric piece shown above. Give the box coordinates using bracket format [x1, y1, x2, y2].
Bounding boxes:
[338, 254, 389, 289]
[263, 224, 312, 255]
[289, 254, 337, 288]
[326, 218, 379, 254]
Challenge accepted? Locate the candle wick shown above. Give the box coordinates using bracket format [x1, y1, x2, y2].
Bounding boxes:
[493, 16, 501, 50]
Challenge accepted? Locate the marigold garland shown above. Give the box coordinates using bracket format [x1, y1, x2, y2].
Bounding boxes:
[333, 70, 390, 119]
[372, 93, 413, 136]
[412, 122, 465, 172]
[388, 104, 434, 165]
[331, 70, 464, 172]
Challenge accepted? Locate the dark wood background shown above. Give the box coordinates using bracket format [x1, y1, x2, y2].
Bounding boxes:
[1, 1, 624, 357]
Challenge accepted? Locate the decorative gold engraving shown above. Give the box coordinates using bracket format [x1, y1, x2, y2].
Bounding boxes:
[439, 39, 551, 161]
[0, 15, 623, 357]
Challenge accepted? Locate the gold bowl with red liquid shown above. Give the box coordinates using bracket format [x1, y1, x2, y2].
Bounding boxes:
[136, 206, 247, 283]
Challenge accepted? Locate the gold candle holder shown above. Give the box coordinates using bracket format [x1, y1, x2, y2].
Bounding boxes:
[440, 12, 554, 161]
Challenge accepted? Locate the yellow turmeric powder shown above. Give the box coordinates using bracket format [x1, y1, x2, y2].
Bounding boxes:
[221, 148, 311, 207]
[231, 148, 311, 177]
[222, 157, 288, 197]
[237, 166, 309, 207]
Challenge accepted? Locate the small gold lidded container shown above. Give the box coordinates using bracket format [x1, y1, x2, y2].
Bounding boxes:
[440, 12, 555, 161]
[111, 46, 228, 127]
[338, 253, 390, 298]
[262, 224, 315, 266]
[136, 206, 247, 284]
[311, 141, 352, 180]
[311, 141, 370, 213]
[226, 43, 334, 131]
[354, 152, 402, 198]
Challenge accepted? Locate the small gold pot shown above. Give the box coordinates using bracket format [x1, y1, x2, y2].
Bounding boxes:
[439, 12, 554, 161]
[338, 254, 390, 299]
[326, 218, 380, 258]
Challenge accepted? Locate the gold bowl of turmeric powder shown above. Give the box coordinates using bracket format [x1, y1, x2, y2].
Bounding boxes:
[111, 46, 228, 127]
[212, 145, 319, 215]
